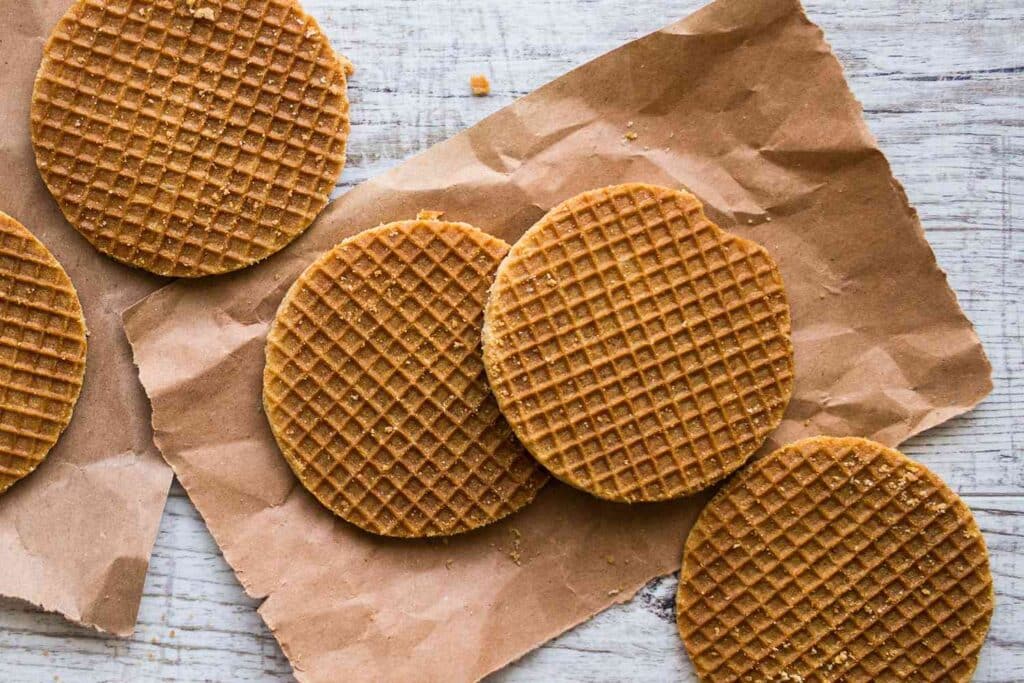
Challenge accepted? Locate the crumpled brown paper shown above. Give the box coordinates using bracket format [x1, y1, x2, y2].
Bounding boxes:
[0, 2, 173, 634]
[123, 0, 992, 678]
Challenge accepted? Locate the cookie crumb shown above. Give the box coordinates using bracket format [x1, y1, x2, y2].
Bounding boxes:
[470, 74, 490, 96]
[624, 131, 638, 141]
[189, 1, 217, 21]
[508, 528, 523, 565]
[417, 209, 445, 221]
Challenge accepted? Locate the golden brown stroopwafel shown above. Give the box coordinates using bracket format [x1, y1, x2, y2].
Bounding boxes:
[0, 212, 87, 495]
[30, 0, 352, 277]
[677, 436, 994, 682]
[263, 219, 549, 537]
[482, 183, 794, 502]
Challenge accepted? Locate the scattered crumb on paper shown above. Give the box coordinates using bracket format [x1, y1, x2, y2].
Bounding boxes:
[509, 528, 522, 565]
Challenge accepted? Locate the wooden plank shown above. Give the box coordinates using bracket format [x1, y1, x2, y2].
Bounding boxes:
[0, 0, 1019, 680]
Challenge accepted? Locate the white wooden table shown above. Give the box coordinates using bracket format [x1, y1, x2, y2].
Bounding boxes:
[1, 1, 1020, 680]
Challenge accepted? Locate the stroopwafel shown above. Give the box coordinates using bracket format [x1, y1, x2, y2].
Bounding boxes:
[31, 0, 352, 277]
[482, 183, 794, 502]
[0, 211, 87, 495]
[263, 219, 549, 537]
[677, 436, 994, 682]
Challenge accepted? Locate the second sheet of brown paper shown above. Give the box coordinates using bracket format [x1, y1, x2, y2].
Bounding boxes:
[123, 0, 992, 679]
[0, 0, 173, 635]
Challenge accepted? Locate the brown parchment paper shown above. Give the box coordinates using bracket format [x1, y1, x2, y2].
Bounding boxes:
[0, 1, 173, 634]
[123, 0, 992, 679]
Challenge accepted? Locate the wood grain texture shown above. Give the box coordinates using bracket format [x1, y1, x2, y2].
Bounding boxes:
[0, 0, 1020, 680]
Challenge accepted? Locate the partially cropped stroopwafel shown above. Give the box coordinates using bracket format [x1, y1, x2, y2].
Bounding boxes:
[0, 212, 87, 495]
[482, 183, 794, 502]
[263, 219, 549, 537]
[677, 436, 994, 682]
[31, 0, 352, 277]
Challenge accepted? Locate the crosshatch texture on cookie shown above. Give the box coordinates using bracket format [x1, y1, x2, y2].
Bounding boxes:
[483, 183, 794, 502]
[0, 213, 87, 495]
[30, 0, 351, 277]
[677, 436, 993, 682]
[263, 220, 548, 537]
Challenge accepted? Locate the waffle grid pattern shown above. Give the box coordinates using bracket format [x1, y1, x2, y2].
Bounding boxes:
[31, 0, 351, 277]
[264, 220, 548, 537]
[0, 213, 87, 495]
[483, 184, 794, 502]
[677, 437, 993, 682]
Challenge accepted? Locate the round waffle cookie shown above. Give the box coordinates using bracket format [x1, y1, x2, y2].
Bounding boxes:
[482, 183, 794, 502]
[677, 437, 994, 682]
[0, 212, 87, 495]
[30, 0, 352, 277]
[263, 219, 549, 537]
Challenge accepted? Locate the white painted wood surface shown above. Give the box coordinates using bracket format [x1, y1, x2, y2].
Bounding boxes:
[1, 0, 1021, 680]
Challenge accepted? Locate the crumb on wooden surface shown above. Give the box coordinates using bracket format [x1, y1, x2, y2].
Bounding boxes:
[417, 209, 445, 220]
[624, 131, 638, 141]
[470, 74, 490, 96]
